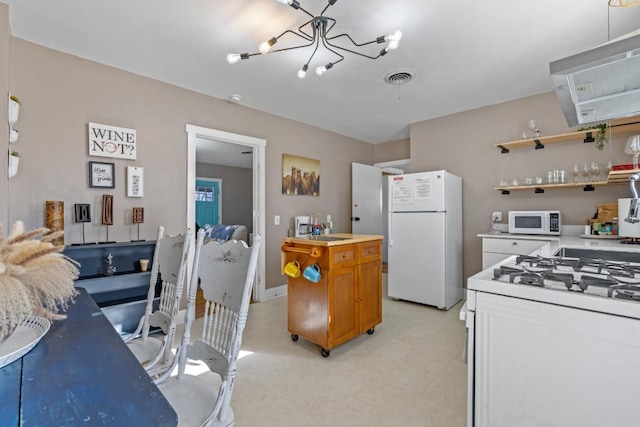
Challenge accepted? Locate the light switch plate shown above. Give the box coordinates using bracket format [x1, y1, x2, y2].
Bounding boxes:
[274, 215, 280, 225]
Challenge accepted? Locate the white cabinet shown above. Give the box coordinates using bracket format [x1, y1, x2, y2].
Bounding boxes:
[472, 291, 640, 427]
[481, 237, 548, 269]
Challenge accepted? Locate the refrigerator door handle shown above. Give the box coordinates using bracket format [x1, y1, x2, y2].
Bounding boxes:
[388, 212, 393, 247]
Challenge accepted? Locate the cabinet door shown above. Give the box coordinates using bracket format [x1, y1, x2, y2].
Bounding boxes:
[358, 260, 382, 333]
[329, 266, 358, 348]
[474, 292, 640, 427]
[288, 274, 329, 348]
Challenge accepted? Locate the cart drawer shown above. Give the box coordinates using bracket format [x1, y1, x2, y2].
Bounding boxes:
[328, 244, 357, 269]
[359, 240, 381, 263]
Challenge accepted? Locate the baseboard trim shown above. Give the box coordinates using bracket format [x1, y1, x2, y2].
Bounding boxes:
[259, 283, 287, 302]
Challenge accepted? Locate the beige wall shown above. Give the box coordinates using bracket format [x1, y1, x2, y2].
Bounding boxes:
[195, 162, 252, 234]
[1, 3, 10, 227]
[374, 138, 410, 164]
[410, 91, 634, 281]
[6, 38, 374, 289]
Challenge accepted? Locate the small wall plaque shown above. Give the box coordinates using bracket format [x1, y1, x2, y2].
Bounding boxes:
[74, 204, 91, 223]
[127, 166, 144, 197]
[102, 195, 113, 225]
[132, 207, 144, 224]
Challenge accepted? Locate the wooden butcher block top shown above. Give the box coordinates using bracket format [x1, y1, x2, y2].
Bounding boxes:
[282, 233, 383, 247]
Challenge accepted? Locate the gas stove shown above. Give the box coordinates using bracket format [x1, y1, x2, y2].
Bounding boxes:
[493, 254, 640, 301]
[467, 250, 640, 319]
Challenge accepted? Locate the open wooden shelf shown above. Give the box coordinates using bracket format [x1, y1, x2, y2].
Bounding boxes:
[494, 117, 640, 153]
[495, 169, 640, 194]
[607, 169, 640, 184]
[495, 181, 609, 194]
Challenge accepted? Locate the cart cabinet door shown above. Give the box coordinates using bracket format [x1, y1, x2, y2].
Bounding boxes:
[473, 292, 640, 427]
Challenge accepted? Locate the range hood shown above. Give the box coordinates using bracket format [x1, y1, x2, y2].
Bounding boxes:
[550, 29, 640, 127]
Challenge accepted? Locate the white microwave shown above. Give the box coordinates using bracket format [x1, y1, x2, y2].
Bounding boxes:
[508, 210, 561, 235]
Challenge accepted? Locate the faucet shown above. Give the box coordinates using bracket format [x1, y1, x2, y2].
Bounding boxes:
[626, 173, 640, 224]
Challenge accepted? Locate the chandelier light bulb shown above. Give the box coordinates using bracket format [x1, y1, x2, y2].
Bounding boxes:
[385, 30, 403, 42]
[259, 37, 277, 54]
[316, 63, 333, 76]
[298, 64, 308, 79]
[226, 53, 241, 64]
[276, 0, 300, 9]
[259, 42, 270, 54]
[386, 40, 400, 50]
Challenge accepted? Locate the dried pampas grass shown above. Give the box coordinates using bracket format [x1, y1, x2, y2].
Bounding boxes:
[0, 221, 79, 342]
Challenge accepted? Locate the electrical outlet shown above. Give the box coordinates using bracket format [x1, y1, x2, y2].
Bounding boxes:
[492, 211, 502, 222]
[274, 215, 280, 225]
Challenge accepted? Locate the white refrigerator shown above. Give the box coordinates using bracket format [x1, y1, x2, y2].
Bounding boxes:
[387, 170, 463, 310]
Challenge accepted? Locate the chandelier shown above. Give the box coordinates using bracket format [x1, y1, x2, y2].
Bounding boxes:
[609, 0, 640, 6]
[226, 0, 403, 78]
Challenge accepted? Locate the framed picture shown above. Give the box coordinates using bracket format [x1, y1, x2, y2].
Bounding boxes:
[127, 166, 144, 197]
[282, 154, 320, 196]
[89, 161, 115, 188]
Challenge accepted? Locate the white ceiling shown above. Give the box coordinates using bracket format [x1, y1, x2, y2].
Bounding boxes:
[195, 138, 253, 169]
[4, 0, 640, 149]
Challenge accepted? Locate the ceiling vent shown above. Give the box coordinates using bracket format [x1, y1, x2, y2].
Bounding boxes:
[384, 70, 415, 85]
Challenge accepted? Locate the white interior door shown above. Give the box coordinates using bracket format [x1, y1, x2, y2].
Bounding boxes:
[351, 163, 382, 235]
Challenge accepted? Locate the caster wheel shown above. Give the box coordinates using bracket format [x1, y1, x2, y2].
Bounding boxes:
[321, 348, 331, 358]
[291, 334, 299, 342]
[366, 328, 375, 335]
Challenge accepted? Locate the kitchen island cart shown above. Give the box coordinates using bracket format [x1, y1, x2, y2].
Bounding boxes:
[282, 234, 383, 357]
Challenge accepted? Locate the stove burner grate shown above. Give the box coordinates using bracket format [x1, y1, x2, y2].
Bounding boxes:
[613, 289, 640, 301]
[509, 272, 544, 287]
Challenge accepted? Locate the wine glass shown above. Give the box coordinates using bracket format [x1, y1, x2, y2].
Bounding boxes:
[625, 135, 640, 170]
[571, 164, 580, 183]
[528, 119, 537, 137]
[582, 163, 591, 183]
[590, 162, 600, 182]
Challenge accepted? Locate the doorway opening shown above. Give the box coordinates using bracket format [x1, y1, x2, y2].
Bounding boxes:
[186, 124, 266, 301]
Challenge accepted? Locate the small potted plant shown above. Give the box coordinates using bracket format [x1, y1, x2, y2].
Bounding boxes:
[594, 123, 607, 151]
[8, 150, 19, 178]
[579, 123, 608, 150]
[9, 128, 18, 144]
[8, 95, 20, 126]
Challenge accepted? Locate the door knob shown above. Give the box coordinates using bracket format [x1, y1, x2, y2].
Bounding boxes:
[351, 217, 360, 221]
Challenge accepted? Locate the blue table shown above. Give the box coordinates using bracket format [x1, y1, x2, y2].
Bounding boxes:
[0, 288, 177, 426]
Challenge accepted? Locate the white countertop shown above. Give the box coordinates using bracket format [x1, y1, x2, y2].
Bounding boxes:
[478, 231, 640, 254]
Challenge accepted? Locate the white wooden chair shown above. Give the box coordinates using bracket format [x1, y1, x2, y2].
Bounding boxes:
[156, 230, 261, 427]
[124, 226, 193, 377]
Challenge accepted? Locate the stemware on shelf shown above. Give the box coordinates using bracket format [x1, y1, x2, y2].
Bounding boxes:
[582, 164, 591, 183]
[625, 135, 640, 170]
[590, 162, 600, 182]
[572, 164, 580, 183]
